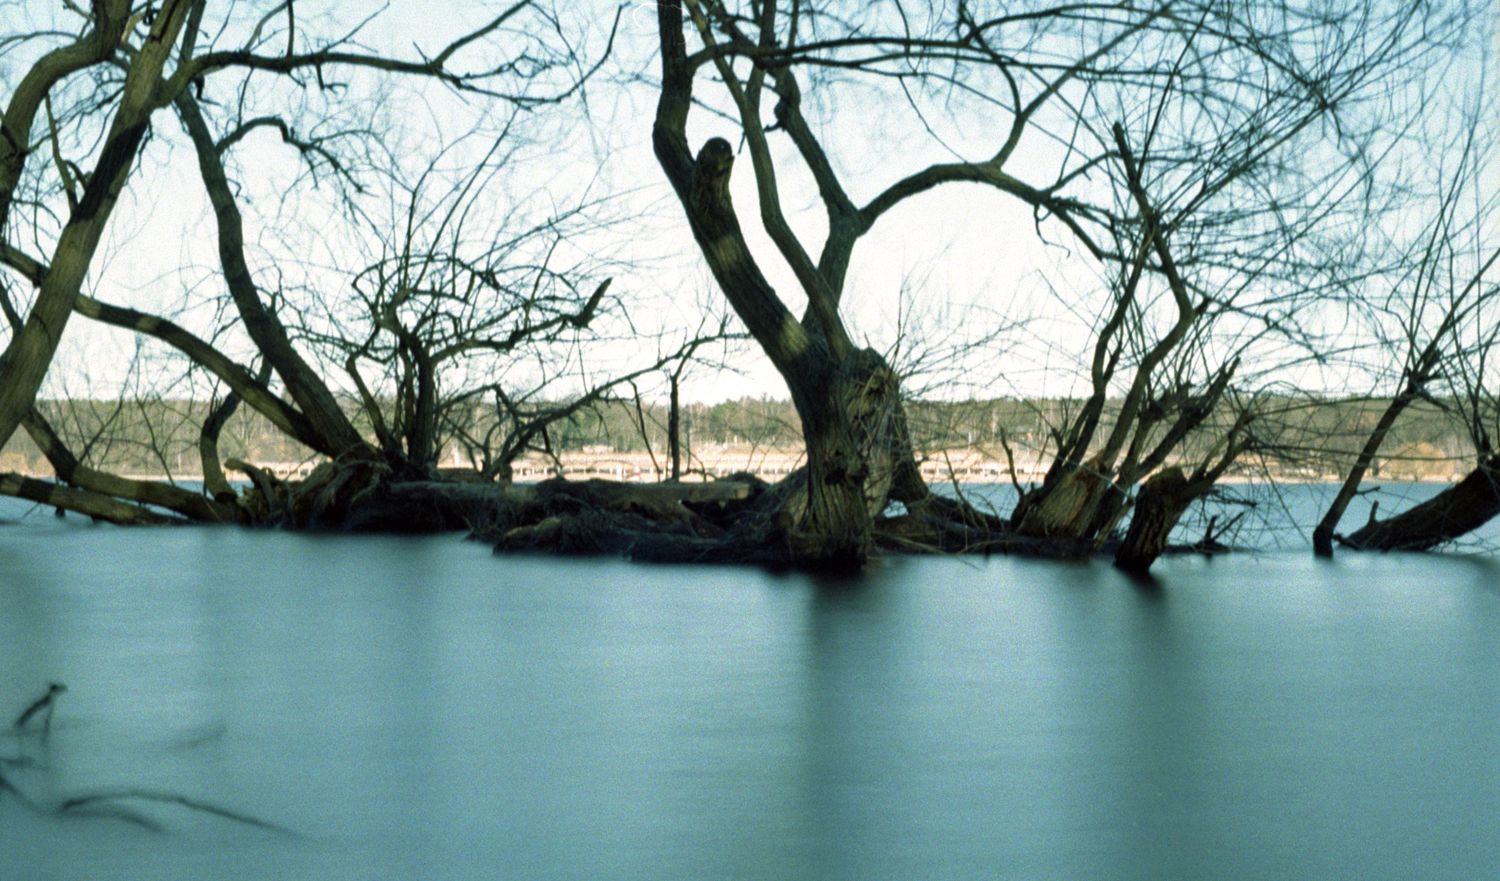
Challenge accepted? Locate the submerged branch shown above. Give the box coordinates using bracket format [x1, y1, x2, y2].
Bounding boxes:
[59, 789, 306, 838]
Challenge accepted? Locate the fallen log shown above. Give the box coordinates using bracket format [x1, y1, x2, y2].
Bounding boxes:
[1340, 457, 1500, 551]
[340, 480, 522, 533]
[24, 408, 237, 522]
[0, 473, 184, 525]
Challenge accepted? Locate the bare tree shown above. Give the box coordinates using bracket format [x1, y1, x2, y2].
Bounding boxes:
[0, 2, 195, 456]
[1320, 57, 1500, 553]
[313, 136, 619, 477]
[0, 1, 622, 525]
[650, 0, 1461, 568]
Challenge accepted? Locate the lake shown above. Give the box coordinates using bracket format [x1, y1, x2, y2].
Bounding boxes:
[3, 487, 1500, 880]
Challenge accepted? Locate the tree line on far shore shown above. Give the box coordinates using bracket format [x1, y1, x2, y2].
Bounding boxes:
[1, 393, 1470, 484]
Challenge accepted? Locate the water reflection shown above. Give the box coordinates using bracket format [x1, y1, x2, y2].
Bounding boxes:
[2, 522, 1499, 879]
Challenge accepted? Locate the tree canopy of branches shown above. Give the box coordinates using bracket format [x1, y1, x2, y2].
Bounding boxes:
[646, 0, 1469, 569]
[0, 0, 1491, 572]
[0, 0, 715, 528]
[1314, 49, 1500, 554]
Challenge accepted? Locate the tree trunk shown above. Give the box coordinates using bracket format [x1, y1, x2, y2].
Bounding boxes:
[652, 9, 905, 567]
[1015, 453, 1112, 540]
[1114, 467, 1200, 573]
[669, 374, 682, 480]
[0, 2, 132, 237]
[20, 408, 237, 523]
[775, 347, 906, 567]
[1313, 357, 1436, 556]
[199, 391, 242, 504]
[0, 473, 184, 526]
[1341, 457, 1500, 551]
[72, 293, 327, 451]
[176, 93, 368, 458]
[396, 334, 438, 472]
[0, 3, 191, 452]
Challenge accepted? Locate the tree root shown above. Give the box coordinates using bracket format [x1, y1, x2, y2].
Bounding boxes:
[6, 449, 1216, 571]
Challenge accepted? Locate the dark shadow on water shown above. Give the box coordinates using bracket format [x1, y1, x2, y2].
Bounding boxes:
[1119, 567, 1165, 596]
[807, 568, 875, 594]
[1307, 546, 1500, 596]
[1419, 550, 1500, 596]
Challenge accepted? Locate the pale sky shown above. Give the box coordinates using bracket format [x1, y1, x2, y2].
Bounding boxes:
[4, 0, 1497, 408]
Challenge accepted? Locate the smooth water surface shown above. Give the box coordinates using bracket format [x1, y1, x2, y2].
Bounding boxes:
[3, 503, 1499, 880]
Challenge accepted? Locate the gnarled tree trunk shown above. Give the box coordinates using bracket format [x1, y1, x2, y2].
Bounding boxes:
[1113, 467, 1199, 573]
[652, 10, 912, 567]
[778, 347, 907, 566]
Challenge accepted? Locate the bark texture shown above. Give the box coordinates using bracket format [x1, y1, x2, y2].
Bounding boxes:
[652, 8, 912, 568]
[0, 473, 183, 526]
[1341, 457, 1500, 551]
[1113, 467, 1199, 573]
[0, 3, 193, 452]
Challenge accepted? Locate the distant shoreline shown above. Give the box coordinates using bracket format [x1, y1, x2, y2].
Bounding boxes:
[3, 442, 1466, 487]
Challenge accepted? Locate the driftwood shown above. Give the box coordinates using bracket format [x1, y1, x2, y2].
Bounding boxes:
[479, 471, 1137, 565]
[228, 455, 397, 529]
[17, 407, 237, 523]
[478, 474, 786, 564]
[333, 480, 508, 533]
[875, 512, 1104, 558]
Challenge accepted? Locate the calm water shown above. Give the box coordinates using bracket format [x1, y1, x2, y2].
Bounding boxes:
[3, 492, 1500, 880]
